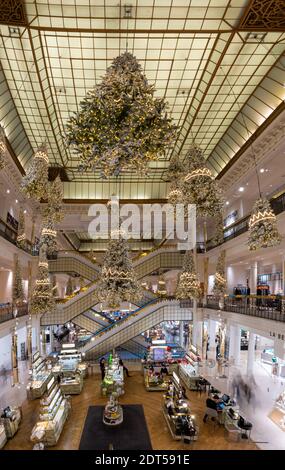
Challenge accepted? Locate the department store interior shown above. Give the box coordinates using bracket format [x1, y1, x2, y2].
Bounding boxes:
[0, 0, 285, 455]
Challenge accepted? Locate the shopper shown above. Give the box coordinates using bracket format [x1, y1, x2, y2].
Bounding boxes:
[119, 358, 130, 377]
[99, 357, 106, 381]
[203, 395, 222, 423]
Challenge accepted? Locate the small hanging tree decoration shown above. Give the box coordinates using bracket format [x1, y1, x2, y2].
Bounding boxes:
[176, 250, 201, 300]
[213, 251, 227, 297]
[31, 245, 56, 315]
[212, 212, 224, 247]
[96, 229, 142, 310]
[183, 144, 223, 217]
[12, 255, 25, 308]
[43, 176, 64, 223]
[248, 197, 281, 251]
[40, 216, 57, 257]
[16, 207, 26, 249]
[0, 125, 7, 171]
[21, 144, 49, 200]
[66, 52, 177, 178]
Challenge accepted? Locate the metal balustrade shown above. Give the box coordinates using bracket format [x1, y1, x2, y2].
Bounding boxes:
[205, 295, 285, 323]
[0, 303, 29, 324]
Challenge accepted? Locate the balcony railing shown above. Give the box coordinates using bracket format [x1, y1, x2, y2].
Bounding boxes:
[0, 217, 39, 256]
[205, 295, 285, 323]
[0, 303, 29, 324]
[200, 189, 285, 252]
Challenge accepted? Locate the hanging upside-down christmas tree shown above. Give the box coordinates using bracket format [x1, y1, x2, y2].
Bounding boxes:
[176, 250, 201, 300]
[248, 197, 281, 251]
[31, 246, 55, 315]
[66, 52, 177, 178]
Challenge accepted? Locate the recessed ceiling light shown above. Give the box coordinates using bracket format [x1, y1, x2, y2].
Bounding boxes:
[15, 199, 18, 203]
[225, 201, 229, 205]
[260, 168, 265, 173]
[6, 189, 10, 194]
[238, 187, 244, 192]
[23, 210, 27, 214]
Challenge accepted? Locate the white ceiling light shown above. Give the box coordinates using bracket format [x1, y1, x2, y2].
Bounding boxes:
[15, 199, 18, 203]
[23, 209, 27, 214]
[6, 189, 10, 194]
[238, 187, 244, 192]
[260, 168, 265, 173]
[225, 201, 229, 205]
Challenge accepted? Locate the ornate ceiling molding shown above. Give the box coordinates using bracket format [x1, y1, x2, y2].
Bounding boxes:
[0, 0, 27, 27]
[239, 0, 285, 31]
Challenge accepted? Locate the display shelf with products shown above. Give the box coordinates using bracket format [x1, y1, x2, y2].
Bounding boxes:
[178, 362, 201, 391]
[27, 351, 52, 400]
[30, 376, 70, 447]
[275, 391, 285, 413]
[60, 372, 83, 395]
[143, 364, 170, 391]
[101, 353, 124, 397]
[0, 406, 21, 438]
[162, 372, 199, 442]
[52, 343, 88, 378]
[261, 347, 277, 365]
[103, 393, 123, 426]
[0, 424, 7, 449]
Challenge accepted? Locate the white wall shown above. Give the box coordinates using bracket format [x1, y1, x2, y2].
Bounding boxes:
[0, 270, 13, 303]
[226, 265, 249, 295]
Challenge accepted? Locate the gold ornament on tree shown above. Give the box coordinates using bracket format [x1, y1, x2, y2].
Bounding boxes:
[21, 144, 49, 200]
[16, 207, 26, 249]
[30, 245, 56, 315]
[176, 250, 201, 300]
[0, 125, 7, 171]
[66, 52, 177, 178]
[213, 251, 227, 297]
[248, 198, 281, 251]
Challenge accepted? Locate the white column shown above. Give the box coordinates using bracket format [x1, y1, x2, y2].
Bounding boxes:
[282, 256, 285, 295]
[228, 324, 236, 362]
[249, 261, 258, 295]
[179, 321, 184, 347]
[234, 325, 241, 366]
[208, 319, 216, 360]
[247, 332, 256, 376]
[191, 300, 198, 347]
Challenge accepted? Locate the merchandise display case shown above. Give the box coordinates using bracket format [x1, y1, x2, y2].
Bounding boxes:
[261, 348, 277, 365]
[179, 362, 200, 391]
[52, 343, 88, 378]
[0, 406, 21, 438]
[143, 365, 169, 391]
[0, 424, 7, 449]
[163, 372, 198, 442]
[103, 393, 123, 426]
[60, 372, 83, 395]
[27, 351, 52, 400]
[101, 353, 124, 397]
[30, 375, 70, 447]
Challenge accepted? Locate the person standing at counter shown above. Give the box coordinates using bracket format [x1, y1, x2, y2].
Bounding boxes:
[119, 358, 130, 377]
[100, 357, 106, 381]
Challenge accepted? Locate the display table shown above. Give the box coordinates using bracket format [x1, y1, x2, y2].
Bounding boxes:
[143, 366, 169, 391]
[103, 394, 123, 426]
[101, 355, 124, 397]
[60, 374, 83, 395]
[52, 344, 87, 378]
[0, 424, 7, 449]
[0, 407, 21, 438]
[27, 352, 51, 400]
[30, 376, 70, 447]
[179, 363, 200, 391]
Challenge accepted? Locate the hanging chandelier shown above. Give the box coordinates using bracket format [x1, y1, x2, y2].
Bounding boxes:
[248, 198, 281, 251]
[21, 144, 49, 200]
[66, 52, 177, 178]
[0, 125, 7, 171]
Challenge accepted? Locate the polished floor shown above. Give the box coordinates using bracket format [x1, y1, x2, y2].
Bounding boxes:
[3, 371, 257, 451]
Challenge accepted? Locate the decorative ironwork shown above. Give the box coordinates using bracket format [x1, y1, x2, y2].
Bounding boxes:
[0, 0, 26, 26]
[240, 0, 285, 31]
